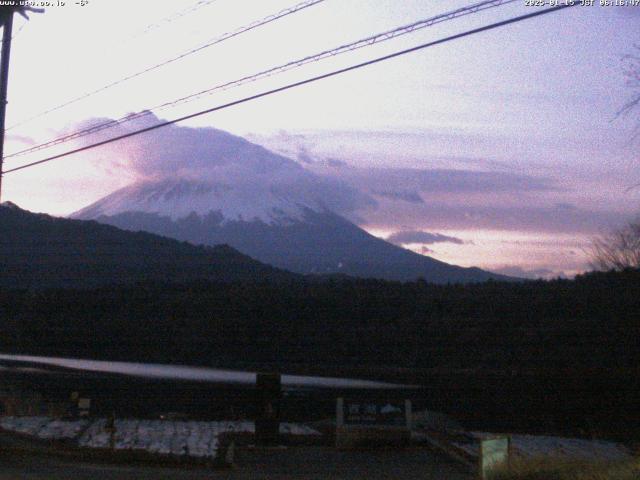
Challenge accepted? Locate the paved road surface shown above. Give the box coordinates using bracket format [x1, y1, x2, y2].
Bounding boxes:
[0, 447, 472, 479]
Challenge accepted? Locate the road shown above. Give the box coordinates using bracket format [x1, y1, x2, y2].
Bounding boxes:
[0, 447, 472, 479]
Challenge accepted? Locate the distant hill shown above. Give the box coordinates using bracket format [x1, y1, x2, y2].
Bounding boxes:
[0, 202, 295, 289]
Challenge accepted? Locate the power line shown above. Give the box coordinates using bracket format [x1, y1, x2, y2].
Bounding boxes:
[136, 0, 220, 38]
[6, 0, 325, 132]
[144, 0, 522, 112]
[5, 0, 518, 160]
[3, 4, 578, 176]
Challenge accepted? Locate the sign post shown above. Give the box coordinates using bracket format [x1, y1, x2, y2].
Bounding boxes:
[336, 397, 412, 448]
[78, 397, 91, 417]
[255, 372, 281, 446]
[479, 436, 510, 479]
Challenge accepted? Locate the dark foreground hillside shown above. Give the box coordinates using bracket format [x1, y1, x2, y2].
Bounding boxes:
[0, 203, 295, 288]
[1, 269, 639, 440]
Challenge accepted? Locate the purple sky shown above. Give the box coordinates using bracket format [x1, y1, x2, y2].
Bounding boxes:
[2, 0, 639, 278]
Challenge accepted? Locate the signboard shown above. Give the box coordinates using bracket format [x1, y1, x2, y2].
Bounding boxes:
[342, 399, 406, 426]
[335, 398, 412, 448]
[479, 436, 510, 479]
[78, 397, 91, 417]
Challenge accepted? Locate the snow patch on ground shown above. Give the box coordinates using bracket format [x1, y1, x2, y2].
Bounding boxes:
[0, 417, 319, 459]
[279, 423, 320, 436]
[0, 416, 88, 439]
[79, 419, 255, 458]
[453, 432, 631, 461]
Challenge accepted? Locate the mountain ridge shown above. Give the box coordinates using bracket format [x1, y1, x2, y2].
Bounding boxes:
[0, 202, 296, 289]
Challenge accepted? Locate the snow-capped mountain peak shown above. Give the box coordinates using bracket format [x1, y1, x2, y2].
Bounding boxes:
[73, 176, 325, 226]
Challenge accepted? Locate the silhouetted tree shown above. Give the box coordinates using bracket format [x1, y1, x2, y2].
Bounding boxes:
[590, 219, 640, 271]
[619, 44, 640, 122]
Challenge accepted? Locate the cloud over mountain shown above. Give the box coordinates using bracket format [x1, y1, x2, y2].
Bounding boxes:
[386, 231, 465, 246]
[70, 114, 375, 220]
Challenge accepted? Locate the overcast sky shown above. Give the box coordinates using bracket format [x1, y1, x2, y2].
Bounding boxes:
[2, 0, 639, 278]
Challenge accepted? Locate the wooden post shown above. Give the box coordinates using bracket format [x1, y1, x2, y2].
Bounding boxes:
[106, 411, 116, 450]
[336, 397, 344, 428]
[255, 372, 281, 446]
[404, 399, 412, 431]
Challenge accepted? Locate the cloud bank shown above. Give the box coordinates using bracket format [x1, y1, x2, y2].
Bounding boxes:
[66, 117, 635, 238]
[70, 114, 375, 219]
[386, 231, 465, 246]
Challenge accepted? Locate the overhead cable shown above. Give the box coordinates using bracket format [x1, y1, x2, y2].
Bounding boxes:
[3, 4, 578, 175]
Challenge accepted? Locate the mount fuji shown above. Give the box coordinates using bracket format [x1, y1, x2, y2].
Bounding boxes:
[72, 123, 508, 283]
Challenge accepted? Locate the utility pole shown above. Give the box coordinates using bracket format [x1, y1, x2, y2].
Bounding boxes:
[0, 4, 42, 203]
[0, 7, 14, 203]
